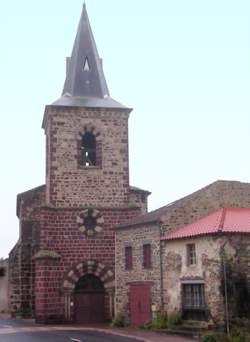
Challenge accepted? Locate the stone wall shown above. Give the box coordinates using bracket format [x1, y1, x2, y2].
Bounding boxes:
[44, 106, 131, 208]
[9, 185, 45, 317]
[161, 180, 250, 235]
[115, 180, 250, 325]
[33, 205, 141, 322]
[163, 234, 250, 324]
[0, 259, 9, 313]
[163, 236, 228, 324]
[115, 224, 161, 322]
[129, 188, 149, 215]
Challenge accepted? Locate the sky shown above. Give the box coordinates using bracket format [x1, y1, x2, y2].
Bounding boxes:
[0, 0, 250, 258]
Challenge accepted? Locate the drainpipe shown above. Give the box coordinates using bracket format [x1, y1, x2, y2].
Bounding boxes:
[159, 223, 164, 311]
[221, 243, 230, 334]
[218, 209, 230, 334]
[219, 237, 229, 335]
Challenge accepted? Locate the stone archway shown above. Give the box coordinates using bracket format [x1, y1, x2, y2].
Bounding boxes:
[61, 260, 115, 322]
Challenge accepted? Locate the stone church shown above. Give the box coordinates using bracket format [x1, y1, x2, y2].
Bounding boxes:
[8, 3, 250, 327]
[9, 4, 149, 323]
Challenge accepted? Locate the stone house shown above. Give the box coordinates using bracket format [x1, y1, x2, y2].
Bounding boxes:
[9, 4, 149, 323]
[115, 180, 250, 326]
[0, 259, 9, 313]
[162, 207, 250, 325]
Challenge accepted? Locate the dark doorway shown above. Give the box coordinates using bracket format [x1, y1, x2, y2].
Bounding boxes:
[74, 274, 105, 324]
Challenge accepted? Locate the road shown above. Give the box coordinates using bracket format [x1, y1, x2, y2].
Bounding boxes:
[0, 317, 193, 342]
[0, 330, 141, 342]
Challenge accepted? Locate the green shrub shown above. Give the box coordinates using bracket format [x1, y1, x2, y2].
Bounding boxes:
[202, 334, 218, 342]
[231, 326, 247, 342]
[110, 313, 128, 328]
[167, 311, 182, 327]
[219, 334, 231, 342]
[151, 311, 168, 330]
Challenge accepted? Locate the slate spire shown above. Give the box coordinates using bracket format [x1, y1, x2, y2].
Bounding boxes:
[63, 3, 109, 98]
[51, 4, 128, 109]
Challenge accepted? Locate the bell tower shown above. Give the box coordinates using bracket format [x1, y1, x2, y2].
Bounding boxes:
[11, 3, 150, 324]
[42, 4, 132, 208]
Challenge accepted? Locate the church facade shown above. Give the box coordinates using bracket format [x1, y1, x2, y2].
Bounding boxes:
[9, 4, 149, 323]
[9, 4, 250, 328]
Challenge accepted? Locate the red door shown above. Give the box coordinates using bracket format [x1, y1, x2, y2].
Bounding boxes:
[75, 292, 105, 323]
[130, 284, 151, 326]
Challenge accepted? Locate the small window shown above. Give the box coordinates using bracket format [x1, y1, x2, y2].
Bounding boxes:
[187, 243, 196, 265]
[83, 57, 90, 71]
[81, 132, 96, 166]
[143, 244, 151, 268]
[125, 246, 133, 270]
[0, 267, 5, 277]
[182, 283, 206, 320]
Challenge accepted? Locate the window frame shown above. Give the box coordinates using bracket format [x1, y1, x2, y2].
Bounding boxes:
[81, 131, 97, 167]
[125, 246, 133, 270]
[186, 243, 197, 266]
[143, 243, 152, 269]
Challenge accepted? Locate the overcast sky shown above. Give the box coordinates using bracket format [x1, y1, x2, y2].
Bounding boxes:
[0, 0, 250, 258]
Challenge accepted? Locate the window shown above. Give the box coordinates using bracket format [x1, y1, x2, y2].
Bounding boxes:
[182, 283, 206, 320]
[125, 246, 133, 270]
[0, 267, 5, 277]
[143, 244, 151, 268]
[183, 284, 205, 309]
[83, 57, 90, 71]
[81, 132, 96, 166]
[187, 243, 196, 265]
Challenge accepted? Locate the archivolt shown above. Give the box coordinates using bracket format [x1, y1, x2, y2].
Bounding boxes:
[62, 260, 114, 294]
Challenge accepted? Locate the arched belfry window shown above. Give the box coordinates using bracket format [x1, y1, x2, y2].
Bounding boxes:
[81, 132, 96, 166]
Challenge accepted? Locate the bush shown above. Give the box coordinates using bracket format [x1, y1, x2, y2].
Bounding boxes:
[219, 334, 231, 342]
[202, 334, 218, 342]
[167, 311, 182, 327]
[110, 313, 128, 328]
[230, 326, 247, 342]
[151, 311, 168, 330]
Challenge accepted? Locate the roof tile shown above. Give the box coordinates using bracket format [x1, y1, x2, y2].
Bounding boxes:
[162, 208, 250, 241]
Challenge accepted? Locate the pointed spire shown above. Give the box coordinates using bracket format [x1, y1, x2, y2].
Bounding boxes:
[51, 4, 129, 110]
[62, 4, 109, 99]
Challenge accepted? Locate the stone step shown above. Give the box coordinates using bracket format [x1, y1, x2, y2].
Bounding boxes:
[158, 328, 200, 340]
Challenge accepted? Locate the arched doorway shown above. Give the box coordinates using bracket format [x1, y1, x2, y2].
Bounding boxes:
[74, 274, 105, 323]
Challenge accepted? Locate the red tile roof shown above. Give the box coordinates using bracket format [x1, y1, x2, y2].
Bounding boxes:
[161, 208, 250, 241]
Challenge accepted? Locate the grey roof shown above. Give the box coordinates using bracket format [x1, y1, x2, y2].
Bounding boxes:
[117, 180, 250, 229]
[130, 186, 151, 194]
[51, 4, 127, 109]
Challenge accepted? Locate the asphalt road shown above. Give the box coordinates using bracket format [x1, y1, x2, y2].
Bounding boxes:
[0, 317, 193, 342]
[0, 318, 143, 342]
[0, 330, 141, 342]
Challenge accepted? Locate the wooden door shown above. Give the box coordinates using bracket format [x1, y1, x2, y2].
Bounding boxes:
[75, 292, 105, 323]
[130, 284, 151, 326]
[74, 274, 105, 324]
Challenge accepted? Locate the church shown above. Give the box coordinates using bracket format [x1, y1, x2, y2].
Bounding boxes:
[8, 4, 250, 327]
[9, 4, 149, 323]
